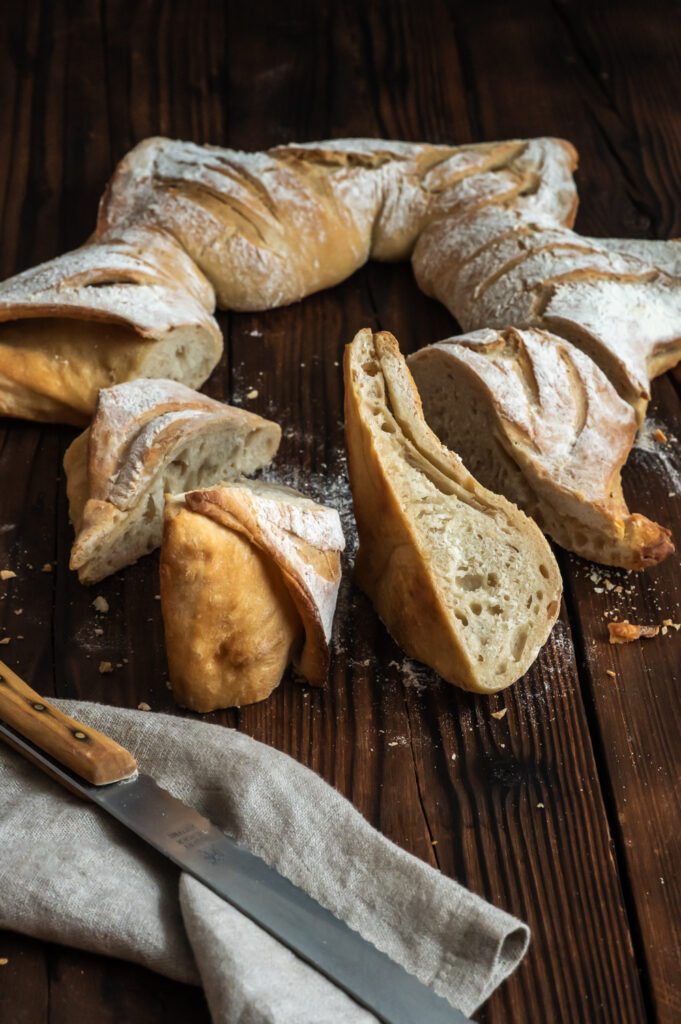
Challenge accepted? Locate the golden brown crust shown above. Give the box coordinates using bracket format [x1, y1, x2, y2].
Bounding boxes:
[159, 481, 345, 711]
[184, 481, 344, 687]
[160, 500, 302, 711]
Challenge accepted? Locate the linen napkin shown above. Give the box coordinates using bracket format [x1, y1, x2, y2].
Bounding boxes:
[0, 700, 529, 1022]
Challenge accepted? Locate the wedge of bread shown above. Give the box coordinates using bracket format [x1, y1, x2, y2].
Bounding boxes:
[160, 480, 345, 711]
[344, 328, 562, 693]
[409, 328, 673, 570]
[64, 379, 281, 584]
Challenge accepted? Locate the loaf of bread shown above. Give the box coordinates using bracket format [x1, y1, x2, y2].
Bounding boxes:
[97, 136, 578, 311]
[412, 205, 681, 424]
[344, 328, 562, 693]
[0, 135, 579, 424]
[64, 378, 281, 584]
[409, 328, 673, 569]
[0, 228, 222, 424]
[160, 479, 345, 711]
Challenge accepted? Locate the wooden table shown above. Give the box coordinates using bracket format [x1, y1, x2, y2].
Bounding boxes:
[1, 2, 680, 1021]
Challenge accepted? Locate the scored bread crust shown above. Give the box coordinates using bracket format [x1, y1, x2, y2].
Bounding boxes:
[0, 227, 222, 424]
[97, 136, 578, 311]
[409, 328, 674, 570]
[64, 379, 281, 584]
[344, 328, 562, 694]
[160, 480, 345, 711]
[412, 205, 681, 424]
[0, 135, 578, 423]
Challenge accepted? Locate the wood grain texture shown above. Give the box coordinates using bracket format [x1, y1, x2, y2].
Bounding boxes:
[1, 0, 680, 1021]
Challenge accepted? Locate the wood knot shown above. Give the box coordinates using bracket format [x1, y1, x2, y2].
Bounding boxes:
[72, 730, 88, 741]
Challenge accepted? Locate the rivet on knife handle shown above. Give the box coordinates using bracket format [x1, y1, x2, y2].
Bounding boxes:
[0, 660, 137, 785]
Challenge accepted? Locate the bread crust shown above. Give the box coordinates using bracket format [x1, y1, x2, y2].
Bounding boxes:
[65, 379, 281, 584]
[344, 328, 562, 693]
[0, 227, 221, 424]
[160, 481, 345, 710]
[412, 206, 681, 425]
[409, 328, 674, 570]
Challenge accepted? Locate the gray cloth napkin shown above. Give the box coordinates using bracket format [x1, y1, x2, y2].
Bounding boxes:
[0, 700, 529, 1022]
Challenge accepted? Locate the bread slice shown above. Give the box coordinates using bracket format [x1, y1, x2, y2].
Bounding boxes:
[409, 328, 673, 570]
[64, 379, 281, 584]
[160, 480, 345, 711]
[344, 328, 562, 693]
[0, 227, 222, 424]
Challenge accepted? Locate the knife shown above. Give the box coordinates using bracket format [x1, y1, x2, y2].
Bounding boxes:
[0, 660, 474, 1024]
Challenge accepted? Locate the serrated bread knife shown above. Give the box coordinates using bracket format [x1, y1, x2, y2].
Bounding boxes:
[0, 661, 473, 1024]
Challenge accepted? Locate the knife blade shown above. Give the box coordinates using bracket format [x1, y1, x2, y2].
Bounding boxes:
[0, 662, 474, 1024]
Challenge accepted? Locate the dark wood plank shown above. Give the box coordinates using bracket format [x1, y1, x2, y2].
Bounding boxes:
[2, 0, 680, 1021]
[0, 931, 48, 1024]
[450, 1, 681, 1019]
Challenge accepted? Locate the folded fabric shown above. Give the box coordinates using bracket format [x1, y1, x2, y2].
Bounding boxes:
[0, 700, 529, 1022]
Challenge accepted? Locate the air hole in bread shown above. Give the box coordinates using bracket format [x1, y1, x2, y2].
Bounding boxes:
[458, 572, 483, 591]
[487, 571, 499, 587]
[144, 495, 156, 521]
[470, 601, 482, 615]
[539, 563, 549, 579]
[547, 600, 559, 618]
[454, 610, 469, 627]
[512, 628, 528, 662]
[381, 421, 396, 433]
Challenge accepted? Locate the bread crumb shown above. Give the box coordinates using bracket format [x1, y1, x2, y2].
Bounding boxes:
[0, 570, 16, 581]
[41, 562, 53, 573]
[0, 958, 7, 965]
[654, 428, 668, 442]
[537, 802, 545, 809]
[93, 596, 109, 614]
[431, 840, 438, 845]
[246, 389, 259, 399]
[615, 585, 623, 593]
[663, 618, 673, 626]
[604, 579, 614, 591]
[98, 661, 113, 674]
[662, 625, 668, 635]
[93, 627, 104, 636]
[137, 701, 151, 711]
[606, 669, 616, 678]
[608, 620, 660, 644]
[388, 741, 399, 747]
[0, 638, 9, 645]
[13, 609, 22, 616]
[491, 709, 507, 720]
[594, 587, 604, 594]
[451, 753, 456, 760]
[154, 594, 161, 600]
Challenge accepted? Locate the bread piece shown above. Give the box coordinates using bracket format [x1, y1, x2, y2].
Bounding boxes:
[344, 328, 561, 693]
[64, 379, 281, 584]
[413, 208, 681, 423]
[0, 227, 222, 424]
[97, 136, 578, 311]
[409, 328, 673, 569]
[160, 480, 345, 711]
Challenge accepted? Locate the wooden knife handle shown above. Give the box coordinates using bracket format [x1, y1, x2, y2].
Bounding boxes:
[0, 660, 137, 785]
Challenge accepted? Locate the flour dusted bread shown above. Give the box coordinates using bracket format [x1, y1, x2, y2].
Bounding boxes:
[98, 135, 578, 311]
[0, 228, 221, 424]
[64, 379, 280, 584]
[344, 328, 561, 693]
[410, 328, 673, 570]
[413, 207, 681, 424]
[160, 480, 345, 711]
